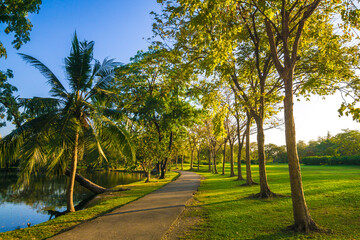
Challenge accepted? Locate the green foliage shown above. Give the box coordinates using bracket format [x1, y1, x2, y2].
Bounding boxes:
[302, 155, 360, 165]
[114, 47, 201, 173]
[265, 143, 287, 163]
[0, 33, 134, 178]
[0, 0, 42, 58]
[302, 156, 333, 165]
[296, 130, 360, 158]
[0, 69, 24, 129]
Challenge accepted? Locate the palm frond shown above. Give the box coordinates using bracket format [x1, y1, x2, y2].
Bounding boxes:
[89, 121, 109, 162]
[97, 115, 135, 162]
[102, 108, 125, 122]
[17, 134, 49, 187]
[93, 57, 121, 78]
[46, 140, 68, 175]
[66, 33, 94, 91]
[19, 97, 61, 117]
[18, 53, 69, 99]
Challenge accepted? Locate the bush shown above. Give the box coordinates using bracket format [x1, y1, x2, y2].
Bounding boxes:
[241, 160, 259, 165]
[302, 155, 360, 165]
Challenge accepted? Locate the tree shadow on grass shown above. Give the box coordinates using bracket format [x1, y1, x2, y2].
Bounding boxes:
[248, 226, 332, 240]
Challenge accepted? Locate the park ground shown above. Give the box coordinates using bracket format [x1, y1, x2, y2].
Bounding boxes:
[177, 163, 360, 240]
[0, 164, 359, 239]
[0, 172, 179, 240]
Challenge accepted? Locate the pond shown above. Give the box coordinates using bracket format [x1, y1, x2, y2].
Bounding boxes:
[0, 170, 143, 233]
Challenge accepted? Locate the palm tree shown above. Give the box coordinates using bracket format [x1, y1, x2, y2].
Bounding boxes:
[0, 33, 134, 212]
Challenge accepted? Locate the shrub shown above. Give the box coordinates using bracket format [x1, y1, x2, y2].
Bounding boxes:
[302, 155, 360, 165]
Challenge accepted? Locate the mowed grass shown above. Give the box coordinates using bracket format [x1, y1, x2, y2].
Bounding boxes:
[0, 171, 179, 240]
[184, 164, 360, 240]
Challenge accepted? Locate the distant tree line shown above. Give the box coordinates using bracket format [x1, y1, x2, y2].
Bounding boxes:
[265, 129, 360, 163]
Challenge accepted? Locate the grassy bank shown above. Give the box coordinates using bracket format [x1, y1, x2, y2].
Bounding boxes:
[184, 164, 360, 239]
[0, 171, 179, 240]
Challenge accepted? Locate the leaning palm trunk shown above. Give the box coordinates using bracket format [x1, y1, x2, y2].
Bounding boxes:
[9, 33, 135, 213]
[64, 169, 129, 193]
[67, 129, 79, 212]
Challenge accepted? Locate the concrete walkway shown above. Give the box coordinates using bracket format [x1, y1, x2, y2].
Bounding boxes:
[51, 171, 200, 240]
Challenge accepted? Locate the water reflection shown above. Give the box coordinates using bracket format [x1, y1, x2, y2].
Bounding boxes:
[0, 170, 143, 232]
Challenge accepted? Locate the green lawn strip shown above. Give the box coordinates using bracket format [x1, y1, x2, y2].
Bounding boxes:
[184, 164, 360, 239]
[0, 171, 179, 240]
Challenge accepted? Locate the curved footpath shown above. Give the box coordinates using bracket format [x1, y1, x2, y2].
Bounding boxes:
[50, 171, 200, 240]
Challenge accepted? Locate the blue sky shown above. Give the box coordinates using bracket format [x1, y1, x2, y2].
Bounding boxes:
[0, 0, 359, 144]
[0, 0, 160, 135]
[1, 0, 160, 97]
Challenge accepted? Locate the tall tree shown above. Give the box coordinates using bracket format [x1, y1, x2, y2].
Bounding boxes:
[234, 100, 246, 181]
[251, 0, 359, 232]
[0, 33, 134, 212]
[0, 0, 42, 131]
[155, 0, 359, 231]
[243, 110, 257, 186]
[154, 0, 283, 198]
[0, 70, 23, 130]
[224, 113, 236, 177]
[115, 47, 198, 179]
[187, 127, 200, 170]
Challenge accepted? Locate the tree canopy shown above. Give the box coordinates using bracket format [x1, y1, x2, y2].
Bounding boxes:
[0, 0, 42, 58]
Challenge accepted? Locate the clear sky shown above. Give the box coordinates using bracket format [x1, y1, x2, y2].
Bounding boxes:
[0, 0, 359, 144]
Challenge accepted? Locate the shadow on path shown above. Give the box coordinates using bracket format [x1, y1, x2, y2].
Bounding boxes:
[50, 171, 200, 240]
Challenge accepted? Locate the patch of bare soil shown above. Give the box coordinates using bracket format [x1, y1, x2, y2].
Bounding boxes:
[162, 175, 206, 240]
[162, 198, 203, 240]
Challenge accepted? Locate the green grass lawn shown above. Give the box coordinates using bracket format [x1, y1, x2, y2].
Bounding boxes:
[0, 171, 179, 240]
[183, 163, 360, 240]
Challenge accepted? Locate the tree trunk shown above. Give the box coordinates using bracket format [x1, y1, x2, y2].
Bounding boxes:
[64, 169, 128, 193]
[160, 132, 172, 179]
[237, 143, 244, 180]
[181, 155, 184, 170]
[175, 155, 178, 169]
[229, 142, 235, 177]
[254, 116, 276, 198]
[236, 116, 244, 181]
[159, 158, 168, 179]
[156, 162, 160, 175]
[67, 130, 79, 212]
[243, 114, 257, 186]
[208, 148, 212, 172]
[284, 71, 317, 231]
[190, 149, 194, 170]
[197, 148, 200, 171]
[222, 139, 227, 175]
[265, 9, 320, 230]
[145, 171, 151, 183]
[213, 150, 218, 174]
